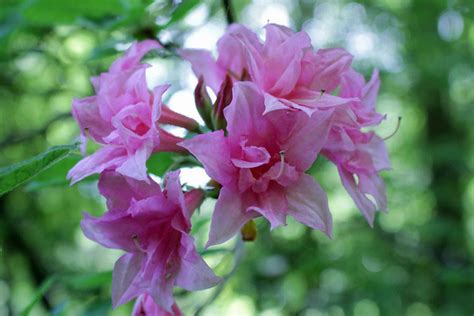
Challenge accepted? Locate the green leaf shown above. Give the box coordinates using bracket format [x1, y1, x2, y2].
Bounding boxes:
[146, 152, 176, 177]
[0, 144, 78, 196]
[25, 154, 98, 191]
[157, 0, 201, 30]
[22, 0, 126, 26]
[65, 271, 112, 291]
[20, 275, 58, 316]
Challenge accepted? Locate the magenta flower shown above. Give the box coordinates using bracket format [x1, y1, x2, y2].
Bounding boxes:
[323, 69, 390, 225]
[180, 82, 334, 247]
[182, 23, 354, 116]
[132, 294, 182, 316]
[81, 170, 221, 311]
[68, 40, 194, 184]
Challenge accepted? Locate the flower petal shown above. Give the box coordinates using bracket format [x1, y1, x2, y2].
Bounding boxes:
[286, 174, 333, 237]
[207, 187, 258, 247]
[112, 252, 145, 308]
[179, 130, 235, 186]
[175, 234, 221, 290]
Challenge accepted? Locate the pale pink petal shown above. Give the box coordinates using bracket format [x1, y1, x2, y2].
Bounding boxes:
[179, 131, 236, 186]
[98, 171, 161, 210]
[207, 187, 258, 247]
[305, 48, 353, 92]
[267, 51, 303, 96]
[116, 144, 153, 182]
[67, 146, 127, 184]
[250, 184, 287, 229]
[224, 82, 274, 141]
[72, 96, 112, 143]
[151, 85, 170, 124]
[217, 24, 261, 80]
[112, 252, 145, 308]
[339, 168, 377, 225]
[133, 294, 183, 316]
[164, 170, 186, 215]
[340, 68, 365, 98]
[184, 189, 205, 219]
[286, 174, 333, 237]
[180, 49, 225, 93]
[110, 40, 161, 72]
[270, 108, 334, 171]
[362, 69, 380, 110]
[231, 145, 271, 169]
[81, 212, 146, 252]
[359, 172, 387, 212]
[175, 234, 221, 290]
[366, 134, 391, 171]
[263, 24, 295, 49]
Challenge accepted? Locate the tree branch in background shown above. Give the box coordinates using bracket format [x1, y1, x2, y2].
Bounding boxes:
[0, 112, 71, 150]
[221, 0, 235, 24]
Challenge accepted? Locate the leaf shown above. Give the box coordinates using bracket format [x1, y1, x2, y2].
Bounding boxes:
[157, 0, 201, 30]
[146, 151, 177, 177]
[20, 275, 58, 316]
[22, 0, 126, 26]
[25, 154, 98, 191]
[65, 271, 112, 291]
[0, 144, 78, 196]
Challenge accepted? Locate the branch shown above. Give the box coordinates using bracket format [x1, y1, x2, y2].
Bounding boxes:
[221, 0, 235, 25]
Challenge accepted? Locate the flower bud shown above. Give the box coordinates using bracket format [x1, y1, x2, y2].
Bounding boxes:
[212, 74, 233, 131]
[194, 76, 213, 130]
[241, 219, 257, 242]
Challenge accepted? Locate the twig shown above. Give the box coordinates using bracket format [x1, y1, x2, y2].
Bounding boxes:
[221, 0, 236, 24]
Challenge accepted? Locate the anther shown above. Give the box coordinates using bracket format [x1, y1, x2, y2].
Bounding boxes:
[275, 151, 286, 178]
[132, 234, 146, 253]
[319, 89, 326, 99]
[383, 116, 402, 140]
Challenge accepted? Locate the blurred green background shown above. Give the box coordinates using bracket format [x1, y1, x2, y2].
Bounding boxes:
[1, 0, 473, 315]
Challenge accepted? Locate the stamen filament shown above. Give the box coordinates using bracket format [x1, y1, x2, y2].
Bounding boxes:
[132, 234, 146, 253]
[384, 116, 402, 140]
[275, 151, 286, 179]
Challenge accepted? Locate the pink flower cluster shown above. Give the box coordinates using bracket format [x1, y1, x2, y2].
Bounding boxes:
[70, 23, 390, 315]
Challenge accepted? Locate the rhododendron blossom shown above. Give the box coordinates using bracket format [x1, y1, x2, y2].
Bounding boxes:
[68, 40, 196, 184]
[68, 20, 392, 315]
[181, 23, 355, 116]
[181, 82, 334, 246]
[322, 68, 390, 224]
[81, 170, 220, 311]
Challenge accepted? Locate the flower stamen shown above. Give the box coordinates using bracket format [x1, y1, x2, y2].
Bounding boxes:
[275, 150, 286, 179]
[132, 234, 146, 253]
[383, 116, 402, 140]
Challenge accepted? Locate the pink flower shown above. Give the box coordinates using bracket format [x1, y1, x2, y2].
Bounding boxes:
[322, 69, 390, 225]
[68, 40, 194, 184]
[81, 170, 221, 311]
[132, 294, 182, 316]
[180, 82, 334, 247]
[181, 23, 354, 116]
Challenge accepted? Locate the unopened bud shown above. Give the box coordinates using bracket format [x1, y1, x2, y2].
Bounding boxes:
[212, 74, 233, 131]
[241, 219, 257, 242]
[194, 76, 213, 129]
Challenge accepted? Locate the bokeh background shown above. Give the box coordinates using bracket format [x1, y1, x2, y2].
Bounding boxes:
[1, 0, 473, 315]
